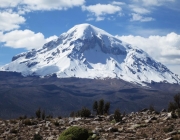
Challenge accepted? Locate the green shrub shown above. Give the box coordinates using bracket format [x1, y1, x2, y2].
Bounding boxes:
[35, 108, 41, 119]
[58, 116, 62, 119]
[53, 121, 60, 127]
[104, 102, 110, 115]
[175, 108, 180, 117]
[23, 119, 32, 126]
[149, 104, 155, 112]
[18, 115, 27, 120]
[163, 125, 174, 133]
[98, 99, 104, 115]
[10, 129, 18, 134]
[10, 119, 17, 124]
[80, 107, 91, 118]
[109, 127, 118, 132]
[141, 132, 148, 138]
[70, 111, 75, 117]
[58, 126, 89, 140]
[114, 109, 122, 122]
[93, 99, 110, 115]
[168, 102, 177, 112]
[168, 93, 180, 112]
[42, 110, 45, 120]
[33, 133, 43, 140]
[93, 101, 98, 115]
[111, 119, 116, 124]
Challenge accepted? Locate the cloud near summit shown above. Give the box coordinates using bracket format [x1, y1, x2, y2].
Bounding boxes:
[116, 32, 180, 65]
[82, 3, 122, 21]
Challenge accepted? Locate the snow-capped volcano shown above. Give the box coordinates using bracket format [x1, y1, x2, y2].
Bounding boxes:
[1, 23, 180, 85]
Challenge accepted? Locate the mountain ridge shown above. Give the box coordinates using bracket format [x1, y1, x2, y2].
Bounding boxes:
[1, 71, 180, 119]
[0, 23, 179, 86]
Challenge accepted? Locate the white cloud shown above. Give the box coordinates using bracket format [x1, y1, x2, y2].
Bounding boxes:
[0, 0, 22, 8]
[132, 0, 175, 6]
[129, 0, 176, 22]
[0, 12, 25, 31]
[116, 32, 180, 75]
[133, 0, 160, 6]
[86, 17, 95, 21]
[82, 4, 121, 21]
[117, 32, 180, 75]
[111, 1, 126, 6]
[132, 29, 167, 37]
[0, 0, 85, 12]
[129, 5, 151, 14]
[131, 13, 154, 22]
[0, 30, 58, 50]
[23, 0, 85, 11]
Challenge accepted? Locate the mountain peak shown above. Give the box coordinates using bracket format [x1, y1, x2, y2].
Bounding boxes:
[0, 24, 180, 86]
[66, 23, 112, 40]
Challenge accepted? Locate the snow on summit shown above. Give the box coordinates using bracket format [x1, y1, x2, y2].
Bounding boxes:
[0, 23, 180, 86]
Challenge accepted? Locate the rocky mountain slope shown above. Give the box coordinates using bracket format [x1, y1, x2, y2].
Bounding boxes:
[1, 109, 180, 140]
[1, 23, 179, 86]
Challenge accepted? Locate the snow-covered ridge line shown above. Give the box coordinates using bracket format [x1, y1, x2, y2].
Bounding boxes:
[0, 23, 179, 86]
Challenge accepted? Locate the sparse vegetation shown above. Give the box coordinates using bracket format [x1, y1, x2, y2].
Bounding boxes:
[10, 128, 18, 134]
[35, 108, 41, 119]
[109, 127, 118, 132]
[23, 119, 33, 126]
[141, 132, 148, 138]
[35, 108, 47, 120]
[149, 104, 155, 112]
[58, 126, 89, 140]
[114, 109, 122, 122]
[42, 110, 45, 120]
[93, 101, 98, 115]
[71, 107, 91, 118]
[104, 102, 110, 115]
[33, 133, 43, 140]
[163, 125, 174, 133]
[168, 93, 180, 112]
[98, 99, 104, 115]
[93, 99, 110, 115]
[53, 121, 60, 127]
[70, 111, 75, 117]
[80, 107, 91, 118]
[18, 115, 27, 120]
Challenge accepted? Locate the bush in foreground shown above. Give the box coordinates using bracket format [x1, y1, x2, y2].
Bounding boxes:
[33, 133, 43, 140]
[168, 93, 180, 112]
[58, 126, 89, 140]
[114, 109, 122, 122]
[80, 107, 91, 118]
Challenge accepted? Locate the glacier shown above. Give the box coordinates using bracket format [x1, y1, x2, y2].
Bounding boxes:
[0, 23, 179, 86]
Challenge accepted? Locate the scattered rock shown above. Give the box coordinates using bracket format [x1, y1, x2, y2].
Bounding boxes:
[1, 110, 180, 140]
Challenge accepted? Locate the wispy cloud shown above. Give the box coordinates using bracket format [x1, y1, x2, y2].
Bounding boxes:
[128, 0, 176, 22]
[111, 1, 126, 6]
[129, 5, 151, 14]
[82, 3, 122, 21]
[130, 13, 154, 22]
[132, 0, 175, 6]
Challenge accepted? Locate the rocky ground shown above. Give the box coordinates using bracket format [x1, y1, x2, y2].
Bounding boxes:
[1, 109, 180, 140]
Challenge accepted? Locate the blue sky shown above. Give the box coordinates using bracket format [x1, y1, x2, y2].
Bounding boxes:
[0, 0, 180, 75]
